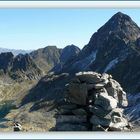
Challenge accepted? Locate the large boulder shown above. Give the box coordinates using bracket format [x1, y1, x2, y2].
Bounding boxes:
[94, 93, 118, 111]
[76, 72, 102, 84]
[105, 79, 128, 107]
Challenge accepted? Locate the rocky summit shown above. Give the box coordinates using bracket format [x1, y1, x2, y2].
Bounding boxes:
[54, 71, 130, 131]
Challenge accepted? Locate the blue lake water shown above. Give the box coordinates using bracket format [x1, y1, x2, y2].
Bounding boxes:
[0, 101, 16, 128]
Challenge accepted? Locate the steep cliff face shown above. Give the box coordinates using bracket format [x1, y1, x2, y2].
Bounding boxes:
[59, 12, 140, 93]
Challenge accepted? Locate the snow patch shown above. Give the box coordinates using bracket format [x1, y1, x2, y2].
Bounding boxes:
[84, 50, 98, 68]
[125, 93, 140, 121]
[104, 58, 118, 72]
[73, 50, 98, 70]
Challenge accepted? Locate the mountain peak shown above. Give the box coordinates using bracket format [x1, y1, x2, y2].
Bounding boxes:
[113, 12, 130, 19]
[80, 12, 140, 57]
[97, 12, 138, 33]
[98, 12, 140, 36]
[60, 44, 80, 63]
[63, 44, 80, 50]
[109, 12, 132, 24]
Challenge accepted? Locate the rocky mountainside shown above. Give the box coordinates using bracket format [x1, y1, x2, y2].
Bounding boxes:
[52, 45, 80, 73]
[3, 71, 130, 131]
[60, 45, 80, 63]
[30, 46, 61, 73]
[30, 45, 80, 73]
[59, 12, 140, 93]
[0, 52, 42, 81]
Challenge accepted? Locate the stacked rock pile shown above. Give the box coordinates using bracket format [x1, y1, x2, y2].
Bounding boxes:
[55, 71, 131, 131]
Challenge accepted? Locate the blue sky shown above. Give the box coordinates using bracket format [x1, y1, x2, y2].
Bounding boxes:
[0, 9, 140, 50]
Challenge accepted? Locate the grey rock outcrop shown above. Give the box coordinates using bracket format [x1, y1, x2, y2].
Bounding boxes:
[0, 52, 42, 81]
[55, 71, 130, 131]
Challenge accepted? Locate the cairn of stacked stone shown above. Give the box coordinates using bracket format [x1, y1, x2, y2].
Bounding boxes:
[56, 71, 131, 131]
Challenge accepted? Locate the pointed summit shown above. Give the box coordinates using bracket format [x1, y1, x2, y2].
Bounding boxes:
[60, 12, 140, 75]
[80, 12, 140, 56]
[98, 12, 140, 35]
[110, 12, 132, 21]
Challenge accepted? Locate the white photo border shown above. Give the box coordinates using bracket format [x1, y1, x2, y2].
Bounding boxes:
[0, 1, 140, 8]
[0, 1, 139, 139]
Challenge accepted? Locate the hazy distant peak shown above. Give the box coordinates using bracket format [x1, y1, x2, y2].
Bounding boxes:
[0, 47, 32, 56]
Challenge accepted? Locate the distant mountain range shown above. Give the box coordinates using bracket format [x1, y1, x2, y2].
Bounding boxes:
[0, 47, 32, 56]
[0, 45, 80, 81]
[29, 44, 80, 73]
